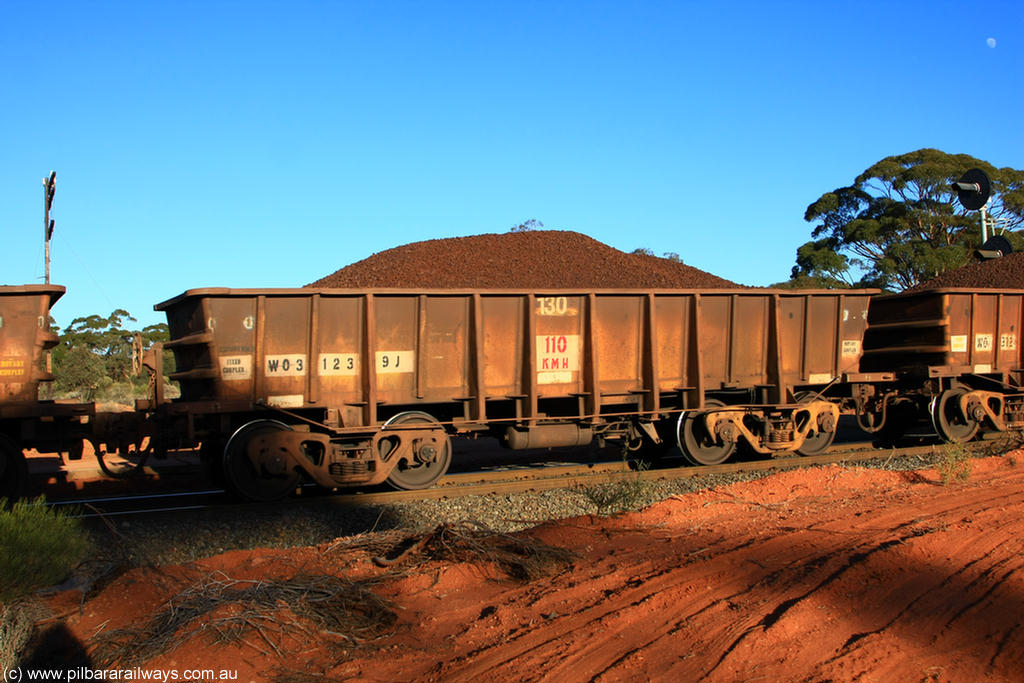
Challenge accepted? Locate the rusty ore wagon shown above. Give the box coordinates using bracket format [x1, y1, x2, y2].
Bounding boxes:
[151, 287, 879, 501]
[859, 287, 1024, 443]
[0, 285, 92, 498]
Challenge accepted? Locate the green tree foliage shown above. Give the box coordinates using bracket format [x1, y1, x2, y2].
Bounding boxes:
[791, 149, 1024, 290]
[55, 345, 110, 400]
[509, 218, 544, 232]
[51, 310, 169, 400]
[632, 248, 684, 263]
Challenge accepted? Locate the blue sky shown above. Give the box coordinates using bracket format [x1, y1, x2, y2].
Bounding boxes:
[2, 0, 1021, 330]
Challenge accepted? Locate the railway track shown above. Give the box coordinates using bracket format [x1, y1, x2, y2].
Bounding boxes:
[53, 435, 1016, 520]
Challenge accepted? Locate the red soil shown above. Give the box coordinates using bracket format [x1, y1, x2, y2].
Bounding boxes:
[307, 230, 741, 289]
[40, 453, 1024, 682]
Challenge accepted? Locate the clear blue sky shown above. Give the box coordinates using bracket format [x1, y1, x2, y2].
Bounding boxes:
[2, 0, 1021, 330]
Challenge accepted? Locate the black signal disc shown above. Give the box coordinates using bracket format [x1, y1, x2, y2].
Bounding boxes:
[956, 168, 991, 210]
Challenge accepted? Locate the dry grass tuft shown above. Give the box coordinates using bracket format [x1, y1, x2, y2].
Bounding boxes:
[0, 600, 51, 671]
[92, 572, 395, 667]
[373, 522, 576, 582]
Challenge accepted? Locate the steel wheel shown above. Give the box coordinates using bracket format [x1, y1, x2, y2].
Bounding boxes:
[0, 435, 28, 503]
[678, 400, 736, 466]
[384, 411, 452, 491]
[222, 420, 301, 502]
[794, 392, 838, 457]
[931, 388, 979, 444]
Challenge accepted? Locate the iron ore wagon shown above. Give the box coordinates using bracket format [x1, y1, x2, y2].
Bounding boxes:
[858, 287, 1024, 443]
[0, 285, 92, 498]
[151, 286, 878, 500]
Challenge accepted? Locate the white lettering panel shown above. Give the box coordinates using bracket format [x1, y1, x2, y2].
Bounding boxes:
[265, 354, 307, 377]
[536, 334, 581, 384]
[376, 351, 414, 374]
[975, 334, 993, 352]
[220, 354, 253, 381]
[951, 335, 968, 353]
[841, 340, 862, 357]
[537, 296, 570, 316]
[318, 353, 359, 376]
[1001, 334, 1017, 351]
[267, 394, 304, 408]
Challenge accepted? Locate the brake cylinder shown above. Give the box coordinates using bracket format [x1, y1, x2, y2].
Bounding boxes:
[503, 424, 593, 450]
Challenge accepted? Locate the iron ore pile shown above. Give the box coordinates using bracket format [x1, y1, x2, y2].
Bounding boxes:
[308, 230, 740, 289]
[910, 252, 1024, 291]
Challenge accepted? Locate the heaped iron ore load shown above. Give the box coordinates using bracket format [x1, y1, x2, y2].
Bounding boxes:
[910, 252, 1024, 291]
[307, 231, 741, 289]
[155, 286, 876, 500]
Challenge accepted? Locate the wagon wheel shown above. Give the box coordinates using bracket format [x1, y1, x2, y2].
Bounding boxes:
[0, 435, 28, 503]
[678, 400, 737, 466]
[931, 388, 980, 444]
[222, 420, 301, 502]
[383, 411, 452, 491]
[794, 392, 838, 457]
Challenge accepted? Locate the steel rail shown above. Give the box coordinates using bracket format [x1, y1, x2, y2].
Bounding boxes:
[64, 437, 1014, 519]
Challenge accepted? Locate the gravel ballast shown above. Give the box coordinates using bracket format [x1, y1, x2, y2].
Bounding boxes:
[81, 443, 1002, 568]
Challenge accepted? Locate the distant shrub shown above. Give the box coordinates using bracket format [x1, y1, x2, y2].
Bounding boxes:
[0, 497, 89, 603]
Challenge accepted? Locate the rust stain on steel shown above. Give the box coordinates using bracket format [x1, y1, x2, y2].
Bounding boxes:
[0, 285, 64, 402]
[861, 288, 1024, 376]
[0, 285, 93, 461]
[156, 287, 877, 430]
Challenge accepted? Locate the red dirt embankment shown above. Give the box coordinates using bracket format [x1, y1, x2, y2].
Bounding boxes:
[308, 230, 741, 289]
[47, 453, 1024, 683]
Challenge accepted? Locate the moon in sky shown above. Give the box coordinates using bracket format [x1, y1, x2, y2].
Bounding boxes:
[987, 37, 997, 48]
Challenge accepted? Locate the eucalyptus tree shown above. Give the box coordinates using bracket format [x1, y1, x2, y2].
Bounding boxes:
[791, 149, 1024, 290]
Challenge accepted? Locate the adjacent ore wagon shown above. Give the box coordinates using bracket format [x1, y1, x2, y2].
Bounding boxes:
[859, 287, 1024, 443]
[0, 285, 92, 498]
[154, 287, 877, 501]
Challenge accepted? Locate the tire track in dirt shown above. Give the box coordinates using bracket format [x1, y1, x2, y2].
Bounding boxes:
[701, 529, 936, 680]
[420, 465, 1024, 683]
[53, 457, 1024, 683]
[700, 481, 1024, 683]
[433, 529, 795, 678]
[834, 534, 1022, 655]
[807, 530, 1024, 682]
